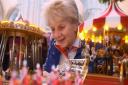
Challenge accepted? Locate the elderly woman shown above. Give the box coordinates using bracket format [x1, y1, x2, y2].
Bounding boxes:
[43, 0, 85, 72]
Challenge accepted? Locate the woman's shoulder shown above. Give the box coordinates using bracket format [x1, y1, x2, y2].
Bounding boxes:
[48, 39, 55, 46]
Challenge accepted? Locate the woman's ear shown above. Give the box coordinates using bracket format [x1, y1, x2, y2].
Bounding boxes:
[73, 26, 78, 33]
[75, 22, 80, 32]
[72, 22, 79, 33]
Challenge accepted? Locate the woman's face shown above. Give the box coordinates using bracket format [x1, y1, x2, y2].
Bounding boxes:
[49, 19, 78, 48]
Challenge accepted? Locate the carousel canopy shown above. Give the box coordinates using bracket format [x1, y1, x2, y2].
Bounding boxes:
[80, 1, 128, 32]
[0, 20, 45, 37]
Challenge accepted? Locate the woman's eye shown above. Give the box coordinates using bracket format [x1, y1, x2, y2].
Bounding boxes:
[51, 28, 55, 32]
[58, 25, 65, 30]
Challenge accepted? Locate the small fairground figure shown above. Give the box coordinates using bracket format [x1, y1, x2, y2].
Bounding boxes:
[9, 70, 20, 85]
[94, 48, 107, 74]
[32, 63, 43, 85]
[20, 60, 31, 85]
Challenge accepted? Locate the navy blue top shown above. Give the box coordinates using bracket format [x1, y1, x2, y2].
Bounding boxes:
[43, 39, 84, 72]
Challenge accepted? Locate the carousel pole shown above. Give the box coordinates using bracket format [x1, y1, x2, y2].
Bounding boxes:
[35, 37, 38, 66]
[0, 32, 5, 52]
[107, 29, 109, 46]
[1, 31, 8, 67]
[19, 36, 22, 70]
[0, 31, 7, 75]
[34, 37, 36, 66]
[39, 39, 42, 65]
[32, 39, 35, 68]
[34, 38, 36, 68]
[25, 37, 27, 60]
[103, 27, 106, 45]
[0, 32, 5, 60]
[103, 24, 109, 46]
[82, 58, 89, 84]
[38, 40, 40, 63]
[10, 32, 16, 71]
[0, 31, 6, 55]
[81, 44, 90, 84]
[37, 38, 40, 64]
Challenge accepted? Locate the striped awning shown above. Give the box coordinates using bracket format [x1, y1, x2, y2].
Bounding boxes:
[79, 1, 128, 32]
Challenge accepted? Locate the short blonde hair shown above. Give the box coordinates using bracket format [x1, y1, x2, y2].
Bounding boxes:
[43, 0, 79, 25]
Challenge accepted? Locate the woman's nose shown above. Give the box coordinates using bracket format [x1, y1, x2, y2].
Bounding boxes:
[52, 31, 62, 39]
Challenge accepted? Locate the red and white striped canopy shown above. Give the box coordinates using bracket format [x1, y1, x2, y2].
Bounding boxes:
[79, 1, 128, 32]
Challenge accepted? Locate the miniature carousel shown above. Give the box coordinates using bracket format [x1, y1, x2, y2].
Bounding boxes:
[0, 20, 47, 76]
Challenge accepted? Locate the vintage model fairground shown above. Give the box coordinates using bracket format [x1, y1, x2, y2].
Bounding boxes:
[79, 1, 128, 85]
[0, 20, 47, 75]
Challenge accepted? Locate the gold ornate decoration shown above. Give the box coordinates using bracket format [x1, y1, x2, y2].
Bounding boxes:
[0, 20, 45, 37]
